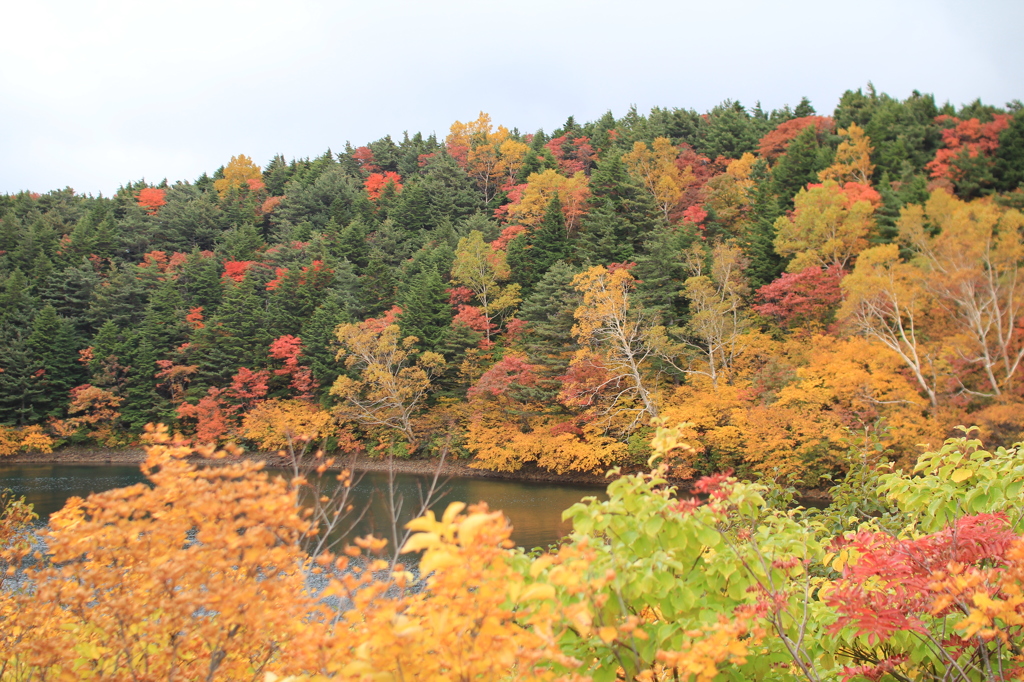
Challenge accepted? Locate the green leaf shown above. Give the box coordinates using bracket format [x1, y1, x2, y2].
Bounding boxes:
[644, 515, 665, 537]
[696, 525, 720, 547]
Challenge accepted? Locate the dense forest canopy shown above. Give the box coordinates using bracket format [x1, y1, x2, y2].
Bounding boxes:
[2, 85, 1023, 483]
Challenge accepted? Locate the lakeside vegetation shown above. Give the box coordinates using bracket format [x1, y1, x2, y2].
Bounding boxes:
[1, 85, 1023, 488]
[1, 422, 1024, 680]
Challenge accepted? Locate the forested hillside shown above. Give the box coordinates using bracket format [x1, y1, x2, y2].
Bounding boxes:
[2, 86, 1023, 483]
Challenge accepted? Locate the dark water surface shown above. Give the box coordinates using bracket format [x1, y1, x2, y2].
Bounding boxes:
[0, 464, 606, 551]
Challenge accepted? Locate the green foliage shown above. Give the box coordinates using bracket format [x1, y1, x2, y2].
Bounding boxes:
[878, 426, 1024, 533]
[542, 423, 832, 681]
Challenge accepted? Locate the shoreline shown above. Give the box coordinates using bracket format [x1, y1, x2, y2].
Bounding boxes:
[1, 445, 615, 489]
[3, 446, 833, 500]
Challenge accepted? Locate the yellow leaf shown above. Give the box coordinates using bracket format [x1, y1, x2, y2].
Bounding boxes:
[529, 555, 554, 578]
[401, 532, 440, 554]
[518, 583, 556, 602]
[951, 468, 974, 483]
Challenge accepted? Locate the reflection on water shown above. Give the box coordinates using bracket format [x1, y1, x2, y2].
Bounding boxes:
[0, 464, 606, 551]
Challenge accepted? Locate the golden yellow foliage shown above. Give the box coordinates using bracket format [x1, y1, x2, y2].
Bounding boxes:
[1, 424, 319, 679]
[0, 424, 54, 457]
[505, 169, 591, 234]
[332, 317, 445, 450]
[774, 180, 876, 272]
[897, 190, 1024, 397]
[818, 123, 875, 185]
[241, 398, 336, 450]
[621, 137, 694, 221]
[213, 153, 263, 197]
[569, 265, 661, 429]
[467, 407, 625, 474]
[317, 502, 586, 681]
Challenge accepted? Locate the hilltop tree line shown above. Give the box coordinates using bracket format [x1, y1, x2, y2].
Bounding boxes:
[2, 84, 1023, 483]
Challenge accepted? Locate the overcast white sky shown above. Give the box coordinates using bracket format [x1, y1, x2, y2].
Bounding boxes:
[2, 0, 1020, 196]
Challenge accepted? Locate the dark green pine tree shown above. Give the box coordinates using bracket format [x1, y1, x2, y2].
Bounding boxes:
[578, 153, 660, 265]
[28, 252, 54, 298]
[0, 268, 42, 425]
[390, 179, 435, 234]
[771, 125, 831, 210]
[265, 267, 306, 340]
[519, 261, 582, 378]
[336, 219, 371, 273]
[87, 320, 132, 392]
[263, 154, 295, 196]
[742, 159, 785, 290]
[299, 293, 351, 403]
[419, 151, 483, 220]
[217, 222, 265, 261]
[355, 253, 398, 318]
[505, 229, 536, 293]
[26, 304, 86, 419]
[177, 249, 224, 315]
[634, 225, 697, 328]
[90, 213, 123, 260]
[0, 269, 34, 328]
[40, 259, 102, 338]
[0, 211, 22, 256]
[120, 279, 190, 428]
[701, 101, 762, 160]
[994, 111, 1024, 192]
[0, 328, 41, 425]
[793, 96, 816, 117]
[191, 276, 270, 393]
[62, 208, 104, 268]
[154, 183, 223, 251]
[86, 262, 149, 331]
[399, 266, 452, 352]
[10, 220, 46, 278]
[531, 194, 571, 273]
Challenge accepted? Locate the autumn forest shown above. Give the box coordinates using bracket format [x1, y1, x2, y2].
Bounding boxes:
[3, 84, 1024, 681]
[2, 86, 1024, 487]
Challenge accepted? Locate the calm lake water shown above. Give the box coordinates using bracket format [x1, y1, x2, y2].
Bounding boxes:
[0, 464, 607, 551]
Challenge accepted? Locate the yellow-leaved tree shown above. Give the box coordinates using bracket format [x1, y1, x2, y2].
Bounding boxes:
[0, 424, 53, 457]
[839, 242, 948, 408]
[774, 180, 877, 272]
[1, 425, 320, 679]
[621, 137, 695, 221]
[330, 308, 445, 453]
[898, 190, 1024, 397]
[504, 169, 591, 235]
[565, 265, 661, 432]
[818, 123, 875, 185]
[451, 230, 522, 343]
[446, 112, 530, 200]
[213, 153, 263, 197]
[676, 241, 751, 387]
[241, 398, 336, 450]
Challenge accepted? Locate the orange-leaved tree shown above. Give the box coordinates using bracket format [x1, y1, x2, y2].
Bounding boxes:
[0, 424, 322, 679]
